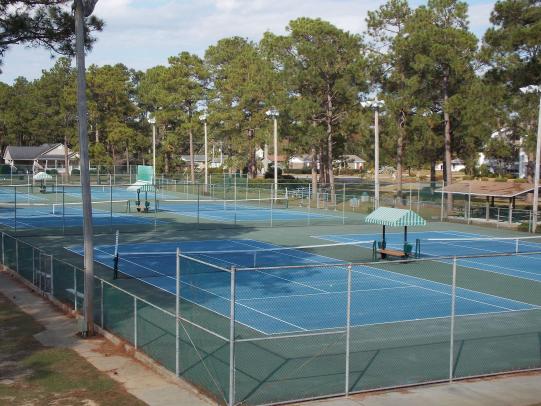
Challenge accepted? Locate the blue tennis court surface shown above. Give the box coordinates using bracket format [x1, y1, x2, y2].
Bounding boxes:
[157, 200, 339, 222]
[317, 230, 541, 283]
[0, 204, 156, 229]
[68, 237, 538, 335]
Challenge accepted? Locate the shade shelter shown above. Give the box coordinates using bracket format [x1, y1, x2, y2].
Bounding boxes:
[365, 207, 427, 258]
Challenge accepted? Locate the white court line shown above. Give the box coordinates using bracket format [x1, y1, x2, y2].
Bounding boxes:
[90, 246, 307, 333]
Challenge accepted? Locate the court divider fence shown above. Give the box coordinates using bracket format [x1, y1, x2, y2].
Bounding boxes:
[0, 181, 449, 237]
[2, 229, 540, 405]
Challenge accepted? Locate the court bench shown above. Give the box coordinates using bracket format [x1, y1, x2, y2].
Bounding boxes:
[376, 242, 413, 259]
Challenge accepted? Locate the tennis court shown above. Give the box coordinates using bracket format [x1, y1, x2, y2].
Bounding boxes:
[317, 230, 541, 283]
[0, 200, 156, 229]
[156, 198, 341, 223]
[67, 237, 538, 335]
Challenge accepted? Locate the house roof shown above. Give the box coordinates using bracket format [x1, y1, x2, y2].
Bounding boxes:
[342, 154, 366, 163]
[4, 144, 77, 161]
[365, 207, 427, 227]
[436, 180, 537, 198]
[4, 145, 53, 160]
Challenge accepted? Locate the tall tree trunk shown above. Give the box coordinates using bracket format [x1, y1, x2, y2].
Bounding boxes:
[164, 152, 170, 174]
[430, 161, 436, 183]
[443, 69, 453, 210]
[397, 109, 406, 203]
[64, 134, 70, 182]
[189, 128, 195, 183]
[247, 129, 257, 179]
[310, 146, 318, 202]
[95, 128, 99, 143]
[326, 93, 335, 204]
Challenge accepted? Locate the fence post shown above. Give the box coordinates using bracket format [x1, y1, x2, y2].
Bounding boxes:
[100, 279, 104, 328]
[345, 264, 352, 395]
[270, 186, 274, 227]
[32, 247, 35, 286]
[50, 255, 54, 296]
[176, 248, 180, 377]
[342, 184, 346, 225]
[15, 239, 19, 273]
[229, 266, 237, 406]
[449, 256, 457, 382]
[74, 267, 78, 312]
[134, 297, 138, 349]
[440, 182, 445, 222]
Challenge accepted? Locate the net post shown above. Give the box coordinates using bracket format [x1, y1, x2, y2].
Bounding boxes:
[515, 238, 519, 254]
[176, 248, 180, 377]
[449, 256, 457, 383]
[229, 266, 237, 406]
[134, 296, 138, 349]
[345, 263, 352, 396]
[62, 185, 66, 234]
[1, 232, 4, 265]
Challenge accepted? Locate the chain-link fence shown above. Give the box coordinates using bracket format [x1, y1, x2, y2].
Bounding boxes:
[1, 231, 541, 405]
[0, 181, 452, 237]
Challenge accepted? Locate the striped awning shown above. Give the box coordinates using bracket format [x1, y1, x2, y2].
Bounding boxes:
[365, 207, 426, 227]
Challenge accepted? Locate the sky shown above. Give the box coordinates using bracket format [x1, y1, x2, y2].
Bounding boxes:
[0, 0, 496, 84]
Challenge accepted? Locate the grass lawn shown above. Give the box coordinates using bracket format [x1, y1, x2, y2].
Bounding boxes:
[0, 291, 146, 406]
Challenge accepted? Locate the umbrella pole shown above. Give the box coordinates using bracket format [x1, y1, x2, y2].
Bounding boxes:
[382, 225, 386, 247]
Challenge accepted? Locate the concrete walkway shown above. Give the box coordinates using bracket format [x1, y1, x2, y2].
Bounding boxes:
[0, 270, 213, 406]
[2, 269, 540, 406]
[303, 373, 541, 406]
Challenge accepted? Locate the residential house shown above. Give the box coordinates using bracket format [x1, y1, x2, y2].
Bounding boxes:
[340, 154, 366, 170]
[3, 144, 79, 174]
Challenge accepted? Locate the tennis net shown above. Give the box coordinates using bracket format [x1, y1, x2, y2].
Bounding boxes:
[416, 235, 541, 257]
[112, 239, 376, 279]
[1, 200, 130, 217]
[156, 197, 289, 213]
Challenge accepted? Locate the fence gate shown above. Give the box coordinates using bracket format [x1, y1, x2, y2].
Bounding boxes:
[35, 251, 53, 294]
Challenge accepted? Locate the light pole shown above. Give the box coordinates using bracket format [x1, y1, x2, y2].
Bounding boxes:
[147, 114, 156, 184]
[361, 97, 385, 209]
[520, 85, 541, 233]
[73, 0, 98, 336]
[199, 113, 209, 193]
[266, 108, 279, 198]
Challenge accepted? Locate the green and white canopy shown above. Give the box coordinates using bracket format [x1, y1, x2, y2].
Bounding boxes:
[365, 207, 426, 227]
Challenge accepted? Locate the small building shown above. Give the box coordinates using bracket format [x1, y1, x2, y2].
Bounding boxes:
[3, 144, 79, 174]
[436, 159, 466, 172]
[288, 155, 311, 170]
[340, 154, 366, 170]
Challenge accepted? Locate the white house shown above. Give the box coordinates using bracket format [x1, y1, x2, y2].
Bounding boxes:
[3, 144, 79, 174]
[340, 154, 366, 170]
[436, 159, 466, 172]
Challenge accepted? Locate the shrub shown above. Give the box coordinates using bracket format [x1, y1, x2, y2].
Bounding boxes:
[494, 177, 508, 182]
